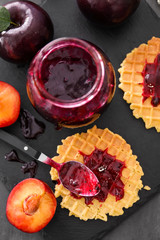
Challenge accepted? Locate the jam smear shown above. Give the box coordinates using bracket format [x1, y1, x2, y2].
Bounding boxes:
[41, 46, 97, 100]
[142, 53, 160, 107]
[5, 149, 38, 178]
[20, 109, 45, 139]
[5, 149, 25, 163]
[21, 161, 38, 178]
[71, 148, 125, 205]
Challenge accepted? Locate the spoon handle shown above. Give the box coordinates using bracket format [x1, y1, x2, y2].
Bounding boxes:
[0, 129, 60, 170]
[0, 129, 40, 158]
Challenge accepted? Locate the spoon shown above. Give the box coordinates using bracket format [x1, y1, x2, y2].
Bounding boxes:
[0, 129, 100, 197]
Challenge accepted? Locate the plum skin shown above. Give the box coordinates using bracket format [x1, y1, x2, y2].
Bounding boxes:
[0, 1, 54, 63]
[77, 0, 141, 27]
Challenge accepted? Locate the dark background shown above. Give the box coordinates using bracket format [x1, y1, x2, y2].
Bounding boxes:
[0, 0, 160, 239]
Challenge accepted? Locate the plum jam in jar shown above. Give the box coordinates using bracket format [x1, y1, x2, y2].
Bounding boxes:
[27, 38, 116, 128]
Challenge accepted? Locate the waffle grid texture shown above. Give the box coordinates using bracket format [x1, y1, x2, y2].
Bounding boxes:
[50, 126, 143, 221]
[119, 37, 160, 132]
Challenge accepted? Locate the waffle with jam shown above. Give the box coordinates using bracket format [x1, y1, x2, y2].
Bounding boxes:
[119, 37, 160, 132]
[50, 126, 144, 221]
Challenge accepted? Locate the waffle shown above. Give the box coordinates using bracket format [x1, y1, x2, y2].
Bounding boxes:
[119, 37, 160, 132]
[50, 126, 144, 221]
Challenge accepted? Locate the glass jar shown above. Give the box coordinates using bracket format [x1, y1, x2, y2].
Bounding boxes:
[27, 37, 116, 128]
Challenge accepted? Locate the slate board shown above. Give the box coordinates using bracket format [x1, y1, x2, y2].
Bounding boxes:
[0, 0, 160, 240]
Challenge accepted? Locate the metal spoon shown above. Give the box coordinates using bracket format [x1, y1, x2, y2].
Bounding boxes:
[0, 129, 100, 197]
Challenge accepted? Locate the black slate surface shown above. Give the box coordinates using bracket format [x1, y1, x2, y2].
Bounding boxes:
[146, 0, 160, 17]
[102, 192, 160, 240]
[0, 0, 160, 240]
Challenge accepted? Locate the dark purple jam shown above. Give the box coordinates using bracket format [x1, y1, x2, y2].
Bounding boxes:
[142, 54, 160, 107]
[59, 161, 100, 196]
[27, 38, 115, 128]
[20, 109, 45, 139]
[5, 149, 38, 178]
[41, 46, 97, 100]
[71, 148, 125, 205]
[21, 161, 38, 178]
[5, 149, 25, 163]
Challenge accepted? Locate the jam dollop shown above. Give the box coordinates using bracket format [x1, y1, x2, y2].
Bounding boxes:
[142, 54, 160, 107]
[5, 149, 25, 163]
[5, 149, 38, 178]
[21, 161, 38, 178]
[41, 46, 97, 100]
[71, 148, 125, 205]
[20, 109, 45, 139]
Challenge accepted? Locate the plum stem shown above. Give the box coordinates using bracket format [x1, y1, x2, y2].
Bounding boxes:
[10, 21, 19, 27]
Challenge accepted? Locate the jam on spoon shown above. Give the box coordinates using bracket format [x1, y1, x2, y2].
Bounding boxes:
[0, 129, 100, 197]
[57, 161, 100, 196]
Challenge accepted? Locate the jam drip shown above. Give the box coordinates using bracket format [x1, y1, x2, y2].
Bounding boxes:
[142, 54, 160, 107]
[5, 149, 38, 178]
[21, 161, 38, 178]
[5, 150, 25, 163]
[71, 148, 125, 205]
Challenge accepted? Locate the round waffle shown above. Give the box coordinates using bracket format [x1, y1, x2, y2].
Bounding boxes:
[119, 37, 160, 132]
[50, 126, 143, 221]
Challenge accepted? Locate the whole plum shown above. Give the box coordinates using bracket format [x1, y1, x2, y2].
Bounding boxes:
[0, 1, 53, 63]
[77, 0, 141, 27]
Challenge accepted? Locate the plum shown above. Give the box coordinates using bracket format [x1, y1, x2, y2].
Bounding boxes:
[77, 0, 141, 27]
[6, 178, 57, 233]
[0, 1, 53, 63]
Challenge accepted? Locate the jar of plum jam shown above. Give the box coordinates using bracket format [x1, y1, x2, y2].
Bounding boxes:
[27, 38, 116, 128]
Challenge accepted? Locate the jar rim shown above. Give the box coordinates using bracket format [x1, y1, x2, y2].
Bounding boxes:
[33, 37, 105, 108]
